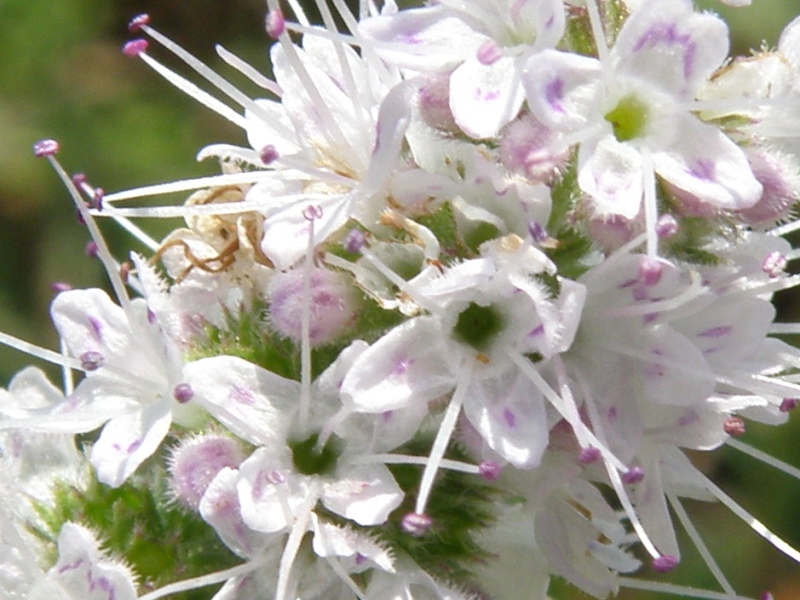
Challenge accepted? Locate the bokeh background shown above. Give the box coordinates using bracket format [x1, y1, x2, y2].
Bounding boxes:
[1, 0, 799, 598]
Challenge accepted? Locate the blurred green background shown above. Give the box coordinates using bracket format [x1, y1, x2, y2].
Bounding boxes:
[1, 0, 799, 598]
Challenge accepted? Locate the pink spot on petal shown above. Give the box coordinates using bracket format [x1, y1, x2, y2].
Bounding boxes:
[502, 407, 517, 428]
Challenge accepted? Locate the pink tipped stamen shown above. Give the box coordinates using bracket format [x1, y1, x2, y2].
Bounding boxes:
[780, 398, 797, 412]
[33, 139, 59, 157]
[266, 8, 286, 39]
[122, 39, 149, 57]
[763, 251, 787, 278]
[723, 416, 746, 437]
[579, 446, 602, 464]
[651, 554, 679, 573]
[128, 13, 150, 32]
[50, 282, 72, 293]
[478, 460, 501, 481]
[173, 383, 194, 403]
[401, 512, 433, 537]
[623, 466, 645, 484]
[85, 241, 99, 258]
[260, 144, 279, 165]
[343, 228, 366, 254]
[655, 214, 679, 239]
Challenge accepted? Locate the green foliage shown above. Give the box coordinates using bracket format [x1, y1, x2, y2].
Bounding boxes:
[31, 466, 239, 600]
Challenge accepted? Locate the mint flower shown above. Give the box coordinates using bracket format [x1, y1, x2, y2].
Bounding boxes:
[6, 1, 800, 599]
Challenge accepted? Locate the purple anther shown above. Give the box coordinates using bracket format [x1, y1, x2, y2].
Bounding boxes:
[762, 251, 787, 279]
[578, 447, 601, 464]
[652, 554, 679, 573]
[622, 466, 645, 484]
[723, 416, 746, 437]
[780, 398, 798, 412]
[266, 8, 286, 39]
[343, 228, 366, 253]
[401, 512, 433, 537]
[85, 241, 99, 258]
[128, 13, 150, 32]
[80, 351, 105, 371]
[50, 282, 72, 293]
[72, 173, 87, 187]
[476, 39, 503, 65]
[122, 39, 149, 57]
[527, 221, 549, 244]
[655, 214, 679, 239]
[260, 144, 279, 165]
[173, 383, 195, 404]
[760, 592, 774, 600]
[33, 139, 59, 157]
[302, 204, 323, 221]
[638, 256, 663, 286]
[92, 187, 104, 211]
[478, 460, 501, 481]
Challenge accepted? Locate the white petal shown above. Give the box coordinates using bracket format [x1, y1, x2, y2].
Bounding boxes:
[463, 368, 548, 469]
[46, 523, 137, 600]
[341, 317, 455, 413]
[260, 193, 352, 271]
[653, 116, 762, 210]
[237, 446, 305, 533]
[311, 515, 395, 572]
[358, 6, 483, 71]
[200, 467, 268, 557]
[612, 0, 728, 99]
[183, 356, 298, 445]
[577, 134, 643, 219]
[522, 49, 602, 132]
[449, 56, 525, 139]
[321, 463, 404, 525]
[90, 401, 172, 487]
[50, 289, 132, 366]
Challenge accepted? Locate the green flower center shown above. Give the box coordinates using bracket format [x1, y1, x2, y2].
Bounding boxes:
[453, 302, 506, 353]
[604, 94, 649, 142]
[290, 432, 342, 476]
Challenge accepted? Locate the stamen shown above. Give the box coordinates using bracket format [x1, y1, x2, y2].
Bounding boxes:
[260, 144, 279, 165]
[780, 398, 797, 412]
[478, 460, 501, 481]
[35, 141, 132, 311]
[656, 214, 679, 239]
[723, 416, 746, 437]
[668, 493, 737, 596]
[173, 383, 195, 403]
[619, 577, 752, 600]
[33, 138, 59, 157]
[343, 228, 366, 254]
[401, 512, 433, 537]
[266, 7, 286, 39]
[275, 488, 318, 600]
[298, 205, 320, 434]
[122, 39, 149, 57]
[652, 554, 680, 573]
[579, 447, 602, 464]
[414, 362, 473, 516]
[0, 330, 82, 371]
[137, 558, 269, 600]
[127, 13, 150, 32]
[80, 350, 105, 371]
[622, 466, 645, 484]
[762, 251, 787, 278]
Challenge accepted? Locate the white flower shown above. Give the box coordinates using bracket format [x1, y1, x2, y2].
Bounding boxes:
[522, 0, 762, 219]
[359, 0, 565, 138]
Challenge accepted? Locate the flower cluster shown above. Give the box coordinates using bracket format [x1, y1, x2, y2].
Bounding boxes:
[4, 0, 800, 599]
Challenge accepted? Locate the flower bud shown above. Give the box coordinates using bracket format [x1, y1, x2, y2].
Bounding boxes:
[168, 434, 244, 510]
[268, 267, 358, 347]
